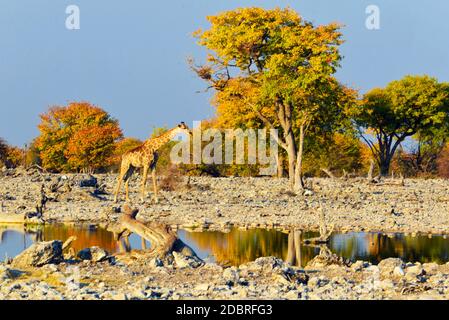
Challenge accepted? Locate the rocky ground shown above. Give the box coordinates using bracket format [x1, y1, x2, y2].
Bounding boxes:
[1, 167, 449, 235]
[2, 245, 449, 300]
[2, 167, 449, 300]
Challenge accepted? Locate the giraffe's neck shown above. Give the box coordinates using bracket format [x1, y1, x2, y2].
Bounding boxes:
[144, 127, 180, 151]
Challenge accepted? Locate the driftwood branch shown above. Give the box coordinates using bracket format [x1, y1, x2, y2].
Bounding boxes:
[115, 205, 201, 263]
[62, 236, 77, 251]
[119, 206, 178, 256]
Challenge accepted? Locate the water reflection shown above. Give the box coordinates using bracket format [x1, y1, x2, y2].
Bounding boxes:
[180, 229, 320, 266]
[182, 229, 449, 266]
[2, 224, 449, 266]
[0, 224, 148, 260]
[330, 233, 449, 264]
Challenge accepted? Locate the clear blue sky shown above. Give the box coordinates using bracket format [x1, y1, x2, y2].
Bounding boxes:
[1, 0, 448, 146]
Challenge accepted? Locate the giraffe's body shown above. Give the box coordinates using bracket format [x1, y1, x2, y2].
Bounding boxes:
[113, 122, 191, 203]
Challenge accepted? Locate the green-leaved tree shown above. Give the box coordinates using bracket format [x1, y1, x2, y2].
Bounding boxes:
[353, 75, 449, 176]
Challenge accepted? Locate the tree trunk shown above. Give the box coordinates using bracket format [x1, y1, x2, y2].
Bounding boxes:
[285, 132, 297, 190]
[116, 205, 199, 259]
[379, 159, 391, 177]
[276, 153, 284, 178]
[293, 124, 305, 191]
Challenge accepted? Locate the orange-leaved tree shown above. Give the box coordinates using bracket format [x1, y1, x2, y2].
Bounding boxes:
[36, 102, 123, 172]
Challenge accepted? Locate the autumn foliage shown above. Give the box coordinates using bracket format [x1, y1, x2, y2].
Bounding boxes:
[36, 102, 123, 173]
[0, 138, 24, 168]
[2, 7, 449, 180]
[0, 138, 8, 166]
[192, 7, 358, 189]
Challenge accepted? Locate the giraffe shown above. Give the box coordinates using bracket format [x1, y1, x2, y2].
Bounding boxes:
[113, 122, 191, 203]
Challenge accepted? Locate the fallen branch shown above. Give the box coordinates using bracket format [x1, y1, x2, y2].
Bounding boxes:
[115, 205, 200, 262]
[119, 206, 178, 256]
[62, 236, 77, 251]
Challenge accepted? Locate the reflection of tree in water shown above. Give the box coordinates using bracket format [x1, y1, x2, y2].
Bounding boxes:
[185, 229, 321, 266]
[184, 229, 286, 266]
[331, 233, 449, 264]
[40, 225, 118, 253]
[379, 234, 449, 264]
[4, 223, 449, 266]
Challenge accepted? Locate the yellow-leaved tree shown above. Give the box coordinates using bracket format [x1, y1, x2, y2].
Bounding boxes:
[191, 7, 358, 190]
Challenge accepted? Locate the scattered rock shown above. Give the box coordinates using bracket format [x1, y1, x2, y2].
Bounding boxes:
[251, 257, 284, 272]
[172, 252, 203, 268]
[352, 260, 369, 272]
[0, 265, 13, 281]
[406, 264, 425, 277]
[77, 247, 109, 262]
[223, 267, 239, 285]
[393, 266, 405, 277]
[74, 175, 98, 188]
[194, 283, 210, 291]
[423, 263, 439, 275]
[308, 276, 329, 288]
[12, 241, 63, 268]
[378, 258, 405, 278]
[149, 258, 164, 268]
[306, 249, 349, 269]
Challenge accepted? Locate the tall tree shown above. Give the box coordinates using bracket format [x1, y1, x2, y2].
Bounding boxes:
[353, 75, 449, 176]
[36, 102, 123, 172]
[192, 7, 356, 190]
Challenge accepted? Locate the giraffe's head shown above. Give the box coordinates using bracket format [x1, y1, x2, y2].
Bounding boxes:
[176, 121, 193, 136]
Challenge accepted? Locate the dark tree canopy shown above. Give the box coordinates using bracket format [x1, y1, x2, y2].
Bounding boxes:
[353, 75, 449, 176]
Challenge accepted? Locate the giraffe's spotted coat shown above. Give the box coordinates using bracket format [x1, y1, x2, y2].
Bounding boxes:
[113, 122, 191, 203]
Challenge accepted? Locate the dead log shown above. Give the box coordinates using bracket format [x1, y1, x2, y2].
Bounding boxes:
[115, 205, 201, 264]
[118, 206, 178, 256]
[62, 236, 77, 251]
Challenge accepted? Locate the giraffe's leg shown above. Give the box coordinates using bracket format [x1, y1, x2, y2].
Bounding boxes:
[151, 167, 159, 204]
[114, 163, 128, 203]
[123, 166, 135, 202]
[141, 165, 149, 202]
[125, 178, 131, 203]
